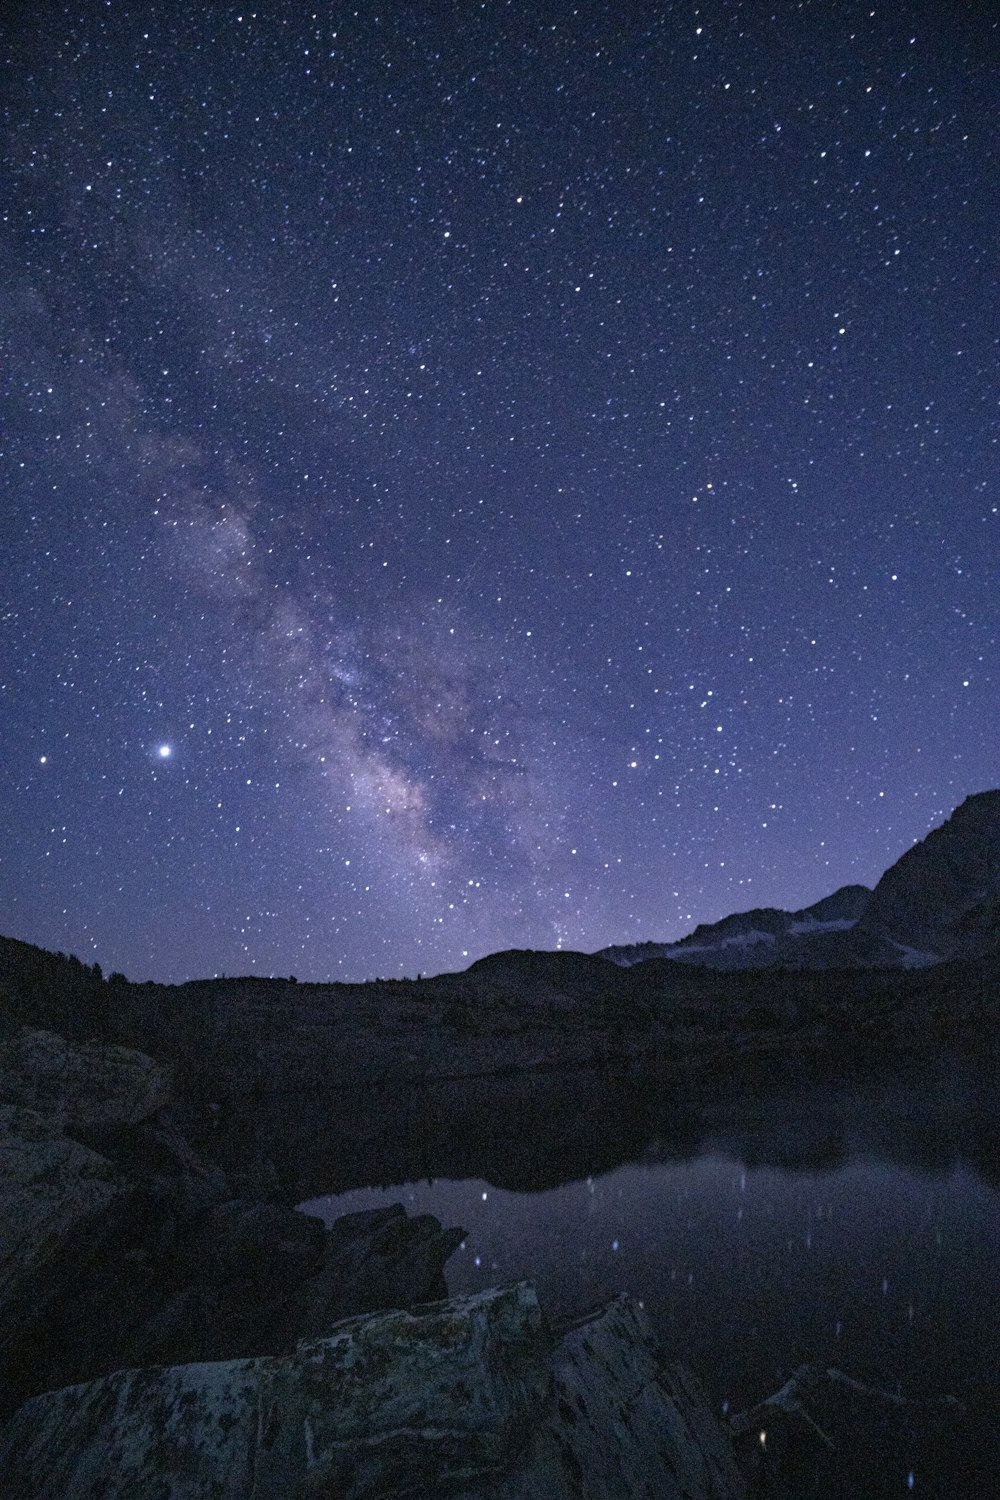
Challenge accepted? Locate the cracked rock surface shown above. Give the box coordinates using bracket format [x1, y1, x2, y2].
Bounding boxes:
[0, 1284, 745, 1500]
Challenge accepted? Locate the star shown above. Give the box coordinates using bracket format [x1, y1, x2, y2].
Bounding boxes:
[0, 1, 991, 987]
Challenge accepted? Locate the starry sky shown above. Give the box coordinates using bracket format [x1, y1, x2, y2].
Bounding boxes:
[2, 2, 996, 983]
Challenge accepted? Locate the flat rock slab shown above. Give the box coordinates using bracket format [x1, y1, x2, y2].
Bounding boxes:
[0, 1285, 746, 1499]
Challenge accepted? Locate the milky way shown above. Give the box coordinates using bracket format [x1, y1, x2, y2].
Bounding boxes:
[2, 3, 996, 980]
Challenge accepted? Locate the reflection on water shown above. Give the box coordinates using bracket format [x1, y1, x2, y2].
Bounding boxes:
[306, 1152, 1000, 1420]
[301, 1060, 1000, 1479]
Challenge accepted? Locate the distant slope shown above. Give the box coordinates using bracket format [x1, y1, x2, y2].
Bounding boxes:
[600, 790, 1000, 972]
[599, 885, 878, 971]
[856, 789, 1000, 961]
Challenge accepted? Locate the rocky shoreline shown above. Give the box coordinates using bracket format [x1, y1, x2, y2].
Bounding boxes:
[0, 948, 995, 1488]
[0, 1023, 463, 1410]
[0, 1018, 756, 1497]
[1, 790, 996, 1492]
[0, 1282, 749, 1500]
[1, 990, 991, 1495]
[2, 929, 997, 1206]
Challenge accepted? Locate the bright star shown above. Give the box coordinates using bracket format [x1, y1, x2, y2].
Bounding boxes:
[158, 744, 172, 759]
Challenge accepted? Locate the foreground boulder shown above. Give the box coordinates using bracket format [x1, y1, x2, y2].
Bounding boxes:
[0, 1024, 170, 1131]
[0, 1102, 124, 1327]
[0, 1028, 174, 1413]
[0, 1284, 746, 1499]
[0, 1023, 173, 1313]
[157, 1200, 465, 1365]
[0, 1021, 465, 1424]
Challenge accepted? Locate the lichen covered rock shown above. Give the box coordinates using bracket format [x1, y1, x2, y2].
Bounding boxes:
[0, 1284, 746, 1499]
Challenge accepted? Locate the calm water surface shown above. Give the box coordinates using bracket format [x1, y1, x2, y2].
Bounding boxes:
[304, 1131, 1000, 1421]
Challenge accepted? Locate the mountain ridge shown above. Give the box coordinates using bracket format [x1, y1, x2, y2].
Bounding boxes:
[600, 790, 1000, 972]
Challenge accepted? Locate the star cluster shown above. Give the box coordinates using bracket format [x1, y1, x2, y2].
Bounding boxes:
[2, 2, 996, 980]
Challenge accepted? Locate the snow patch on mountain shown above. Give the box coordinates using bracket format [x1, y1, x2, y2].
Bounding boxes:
[788, 918, 857, 935]
[599, 794, 1000, 973]
[677, 929, 776, 953]
[889, 940, 940, 968]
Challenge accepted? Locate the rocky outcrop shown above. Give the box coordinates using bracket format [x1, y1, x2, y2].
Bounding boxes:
[0, 1023, 171, 1132]
[0, 1102, 124, 1327]
[731, 1363, 982, 1499]
[529, 1298, 746, 1500]
[298, 1203, 465, 1327]
[154, 1200, 466, 1366]
[0, 1027, 173, 1413]
[0, 1020, 465, 1424]
[0, 1284, 746, 1500]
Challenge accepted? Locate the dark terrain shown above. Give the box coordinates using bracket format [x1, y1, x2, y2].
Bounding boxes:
[0, 789, 997, 1495]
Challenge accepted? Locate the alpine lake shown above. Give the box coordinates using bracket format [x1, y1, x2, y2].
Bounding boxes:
[301, 1053, 1000, 1498]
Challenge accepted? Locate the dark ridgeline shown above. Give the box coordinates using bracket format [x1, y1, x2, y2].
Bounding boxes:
[1, 790, 999, 1204]
[0, 790, 997, 1497]
[602, 789, 1000, 971]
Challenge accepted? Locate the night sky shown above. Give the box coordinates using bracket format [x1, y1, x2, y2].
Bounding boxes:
[2, 2, 996, 983]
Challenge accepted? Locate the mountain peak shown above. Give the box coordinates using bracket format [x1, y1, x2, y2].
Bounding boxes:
[600, 790, 1000, 972]
[953, 788, 1000, 820]
[856, 789, 1000, 960]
